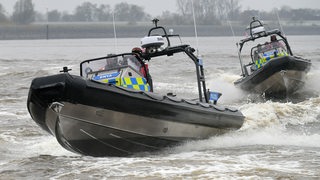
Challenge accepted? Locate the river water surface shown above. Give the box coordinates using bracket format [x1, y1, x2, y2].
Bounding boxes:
[0, 36, 320, 179]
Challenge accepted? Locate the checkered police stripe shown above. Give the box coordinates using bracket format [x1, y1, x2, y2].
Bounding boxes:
[121, 77, 150, 91]
[100, 78, 121, 85]
[255, 51, 288, 69]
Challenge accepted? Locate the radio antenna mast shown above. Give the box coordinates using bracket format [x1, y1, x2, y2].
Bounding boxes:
[275, 8, 285, 36]
[112, 10, 118, 53]
[191, 0, 199, 56]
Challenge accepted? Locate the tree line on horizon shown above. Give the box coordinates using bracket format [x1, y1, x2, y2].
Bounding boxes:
[0, 0, 320, 25]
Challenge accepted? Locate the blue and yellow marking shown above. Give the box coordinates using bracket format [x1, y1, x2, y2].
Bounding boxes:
[93, 72, 120, 80]
[121, 77, 150, 91]
[255, 51, 288, 69]
[100, 78, 121, 85]
[93, 74, 150, 91]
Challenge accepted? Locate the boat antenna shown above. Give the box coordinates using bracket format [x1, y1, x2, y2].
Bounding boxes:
[225, 13, 243, 76]
[225, 13, 237, 45]
[191, 0, 199, 56]
[112, 10, 118, 53]
[275, 8, 285, 36]
[228, 20, 236, 42]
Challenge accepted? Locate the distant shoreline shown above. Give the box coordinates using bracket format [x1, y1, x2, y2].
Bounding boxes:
[0, 22, 319, 40]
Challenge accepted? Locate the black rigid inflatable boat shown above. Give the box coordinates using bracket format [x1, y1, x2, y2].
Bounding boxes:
[234, 17, 311, 99]
[27, 19, 244, 157]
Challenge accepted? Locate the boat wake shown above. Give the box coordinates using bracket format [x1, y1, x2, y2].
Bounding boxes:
[170, 94, 320, 154]
[159, 77, 320, 154]
[172, 125, 320, 155]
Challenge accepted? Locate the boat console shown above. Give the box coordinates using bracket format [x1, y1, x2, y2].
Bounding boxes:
[81, 53, 152, 92]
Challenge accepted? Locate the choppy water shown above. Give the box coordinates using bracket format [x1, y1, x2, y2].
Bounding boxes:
[0, 36, 320, 179]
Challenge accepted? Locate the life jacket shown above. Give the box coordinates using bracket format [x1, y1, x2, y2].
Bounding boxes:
[140, 63, 149, 78]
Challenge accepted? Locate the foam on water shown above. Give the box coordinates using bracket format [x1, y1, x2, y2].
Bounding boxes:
[173, 126, 320, 153]
[302, 68, 320, 96]
[24, 136, 76, 157]
[242, 97, 320, 129]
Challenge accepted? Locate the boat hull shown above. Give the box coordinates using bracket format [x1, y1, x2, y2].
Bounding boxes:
[47, 102, 232, 156]
[28, 73, 244, 156]
[234, 56, 311, 98]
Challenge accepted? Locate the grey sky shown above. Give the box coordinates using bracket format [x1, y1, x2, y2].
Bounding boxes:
[1, 0, 320, 16]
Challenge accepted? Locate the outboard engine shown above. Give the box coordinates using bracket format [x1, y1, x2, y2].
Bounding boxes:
[141, 36, 165, 54]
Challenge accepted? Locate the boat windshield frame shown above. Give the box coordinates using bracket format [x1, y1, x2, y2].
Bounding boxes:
[80, 53, 144, 78]
[250, 38, 288, 63]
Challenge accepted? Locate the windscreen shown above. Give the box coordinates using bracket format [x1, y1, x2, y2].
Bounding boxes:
[80, 54, 142, 78]
[251, 39, 287, 62]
